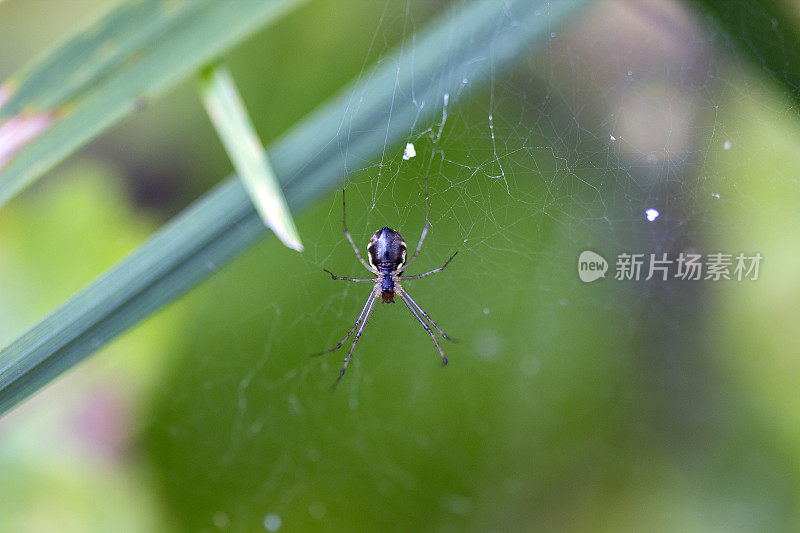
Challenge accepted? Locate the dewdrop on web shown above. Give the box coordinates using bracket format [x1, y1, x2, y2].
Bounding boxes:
[403, 142, 416, 160]
[645, 208, 660, 222]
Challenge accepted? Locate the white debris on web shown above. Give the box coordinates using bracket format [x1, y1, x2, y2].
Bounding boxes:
[711, 192, 721, 199]
[609, 134, 616, 141]
[645, 208, 660, 222]
[403, 142, 416, 160]
[723, 140, 732, 150]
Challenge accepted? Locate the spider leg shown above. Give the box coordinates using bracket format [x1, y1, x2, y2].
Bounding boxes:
[399, 175, 430, 273]
[322, 269, 376, 282]
[312, 285, 378, 357]
[333, 289, 379, 388]
[341, 189, 378, 274]
[401, 251, 458, 280]
[399, 287, 457, 342]
[398, 290, 448, 366]
[401, 225, 428, 274]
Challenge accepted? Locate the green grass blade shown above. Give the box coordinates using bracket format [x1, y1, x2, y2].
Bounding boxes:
[199, 65, 303, 252]
[0, 0, 588, 415]
[0, 0, 306, 207]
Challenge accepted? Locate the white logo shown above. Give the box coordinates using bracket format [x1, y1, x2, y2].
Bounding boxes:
[578, 251, 608, 282]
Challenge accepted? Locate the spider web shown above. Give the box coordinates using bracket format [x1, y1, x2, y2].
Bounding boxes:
[145, 0, 800, 530]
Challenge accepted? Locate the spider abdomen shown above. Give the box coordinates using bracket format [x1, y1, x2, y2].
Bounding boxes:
[380, 272, 395, 303]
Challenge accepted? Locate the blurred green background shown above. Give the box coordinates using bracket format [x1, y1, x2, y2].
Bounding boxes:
[1, 0, 799, 531]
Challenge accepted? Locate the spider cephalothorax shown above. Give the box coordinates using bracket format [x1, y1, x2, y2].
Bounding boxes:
[316, 185, 458, 387]
[367, 227, 407, 271]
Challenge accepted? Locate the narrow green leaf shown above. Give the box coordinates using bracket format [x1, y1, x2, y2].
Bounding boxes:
[0, 0, 306, 207]
[0, 0, 589, 415]
[199, 65, 303, 252]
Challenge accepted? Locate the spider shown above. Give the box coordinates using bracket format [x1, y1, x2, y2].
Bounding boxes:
[315, 186, 458, 386]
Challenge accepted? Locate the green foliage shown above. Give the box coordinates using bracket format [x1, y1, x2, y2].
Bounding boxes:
[146, 153, 636, 531]
[144, 79, 800, 530]
[0, 0, 587, 416]
[2, 0, 800, 530]
[0, 165, 176, 532]
[0, 0, 306, 206]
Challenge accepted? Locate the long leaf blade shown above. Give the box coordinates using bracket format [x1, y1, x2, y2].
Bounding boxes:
[199, 65, 303, 252]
